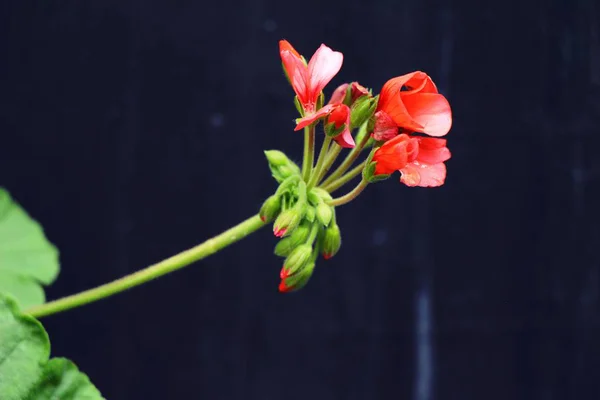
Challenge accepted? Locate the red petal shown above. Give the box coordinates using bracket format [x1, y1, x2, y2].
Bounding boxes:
[400, 92, 452, 137]
[328, 103, 350, 128]
[279, 280, 293, 293]
[350, 82, 370, 101]
[400, 162, 447, 187]
[279, 40, 302, 60]
[378, 72, 436, 113]
[307, 44, 343, 102]
[280, 47, 309, 107]
[295, 104, 335, 131]
[416, 138, 451, 164]
[373, 134, 418, 174]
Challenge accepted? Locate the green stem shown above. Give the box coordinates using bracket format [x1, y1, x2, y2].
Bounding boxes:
[301, 125, 316, 182]
[307, 135, 332, 189]
[321, 129, 370, 187]
[328, 179, 369, 207]
[25, 215, 266, 319]
[316, 145, 342, 184]
[322, 160, 366, 193]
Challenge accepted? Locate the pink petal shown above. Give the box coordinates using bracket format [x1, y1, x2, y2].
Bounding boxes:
[294, 104, 335, 131]
[332, 127, 355, 148]
[372, 110, 399, 141]
[328, 83, 349, 105]
[400, 162, 447, 187]
[307, 44, 343, 101]
[401, 92, 452, 137]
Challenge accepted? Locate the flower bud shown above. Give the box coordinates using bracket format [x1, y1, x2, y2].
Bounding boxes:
[321, 223, 341, 260]
[264, 150, 301, 183]
[281, 244, 313, 278]
[350, 96, 378, 130]
[259, 195, 281, 223]
[316, 202, 333, 227]
[273, 223, 311, 257]
[273, 205, 305, 237]
[279, 261, 315, 293]
[310, 187, 333, 202]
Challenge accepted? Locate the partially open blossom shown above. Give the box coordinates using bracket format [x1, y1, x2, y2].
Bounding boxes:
[373, 72, 452, 140]
[295, 103, 355, 148]
[372, 134, 451, 187]
[279, 40, 343, 117]
[328, 82, 370, 106]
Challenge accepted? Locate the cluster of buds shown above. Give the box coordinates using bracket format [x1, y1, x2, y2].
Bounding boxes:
[260, 40, 453, 292]
[260, 151, 341, 292]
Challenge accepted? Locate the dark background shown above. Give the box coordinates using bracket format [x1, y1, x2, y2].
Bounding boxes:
[2, 0, 600, 399]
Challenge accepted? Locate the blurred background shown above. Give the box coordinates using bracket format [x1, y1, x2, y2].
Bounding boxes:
[2, 0, 600, 399]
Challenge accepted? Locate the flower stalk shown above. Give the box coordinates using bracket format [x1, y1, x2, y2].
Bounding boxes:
[26, 215, 266, 318]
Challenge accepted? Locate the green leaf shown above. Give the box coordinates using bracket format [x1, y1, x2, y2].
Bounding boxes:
[0, 295, 104, 400]
[0, 188, 60, 309]
[0, 294, 48, 399]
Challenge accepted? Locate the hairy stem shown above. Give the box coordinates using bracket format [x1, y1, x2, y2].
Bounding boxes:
[301, 125, 316, 182]
[328, 179, 369, 207]
[25, 215, 266, 318]
[322, 160, 366, 193]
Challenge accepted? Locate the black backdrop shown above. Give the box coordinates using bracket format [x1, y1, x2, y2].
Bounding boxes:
[2, 0, 600, 399]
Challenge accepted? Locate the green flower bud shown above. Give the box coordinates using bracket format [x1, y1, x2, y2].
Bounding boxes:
[274, 223, 312, 257]
[279, 261, 315, 293]
[310, 187, 333, 202]
[273, 205, 305, 237]
[264, 150, 289, 167]
[304, 206, 316, 223]
[264, 150, 301, 183]
[281, 244, 313, 278]
[259, 194, 281, 223]
[316, 202, 333, 227]
[321, 223, 341, 260]
[350, 95, 378, 130]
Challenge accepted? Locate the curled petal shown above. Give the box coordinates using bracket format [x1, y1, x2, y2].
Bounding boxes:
[400, 162, 447, 187]
[307, 44, 343, 100]
[294, 104, 335, 131]
[328, 83, 349, 105]
[350, 82, 370, 100]
[401, 92, 452, 137]
[333, 127, 355, 148]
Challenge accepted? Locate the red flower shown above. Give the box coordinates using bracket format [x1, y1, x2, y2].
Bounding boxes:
[295, 103, 355, 148]
[373, 71, 452, 140]
[372, 134, 451, 187]
[328, 82, 370, 105]
[279, 40, 343, 116]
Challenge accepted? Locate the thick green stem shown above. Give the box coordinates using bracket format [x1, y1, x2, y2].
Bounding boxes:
[321, 129, 370, 187]
[25, 215, 266, 318]
[307, 135, 332, 189]
[322, 160, 366, 193]
[328, 179, 369, 207]
[301, 125, 316, 182]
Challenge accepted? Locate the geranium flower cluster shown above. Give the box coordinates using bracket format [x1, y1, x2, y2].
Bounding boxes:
[260, 40, 453, 292]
